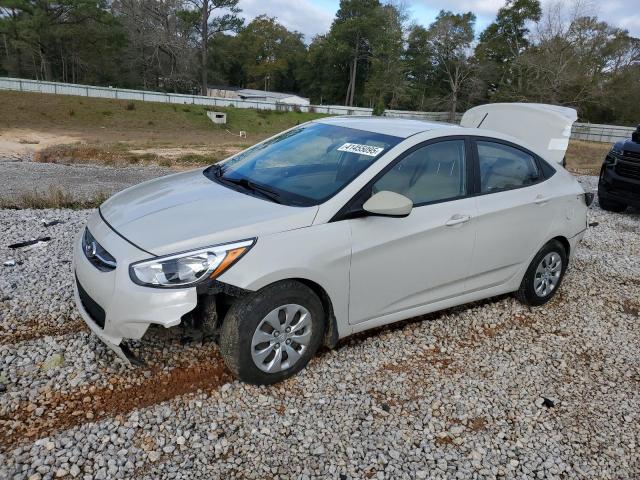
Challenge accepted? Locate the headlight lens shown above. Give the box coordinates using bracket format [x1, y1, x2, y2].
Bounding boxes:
[129, 239, 255, 288]
[610, 146, 623, 156]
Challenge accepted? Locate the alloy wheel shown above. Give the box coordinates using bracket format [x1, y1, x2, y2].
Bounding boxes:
[533, 252, 563, 297]
[250, 304, 312, 373]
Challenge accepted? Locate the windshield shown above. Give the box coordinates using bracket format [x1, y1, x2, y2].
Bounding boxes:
[204, 122, 401, 207]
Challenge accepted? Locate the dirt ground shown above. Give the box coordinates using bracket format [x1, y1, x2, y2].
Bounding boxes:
[0, 129, 83, 160]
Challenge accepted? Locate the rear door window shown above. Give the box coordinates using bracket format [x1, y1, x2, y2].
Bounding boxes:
[476, 141, 540, 193]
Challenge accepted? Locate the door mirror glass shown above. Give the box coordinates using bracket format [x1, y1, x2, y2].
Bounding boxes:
[363, 191, 413, 217]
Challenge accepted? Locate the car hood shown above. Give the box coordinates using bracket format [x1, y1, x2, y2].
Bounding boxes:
[615, 138, 640, 153]
[99, 168, 318, 256]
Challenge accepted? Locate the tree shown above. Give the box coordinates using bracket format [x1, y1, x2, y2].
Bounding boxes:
[517, 0, 640, 121]
[364, 3, 407, 109]
[475, 0, 541, 99]
[330, 0, 384, 106]
[182, 0, 242, 95]
[234, 15, 306, 92]
[296, 34, 346, 104]
[404, 25, 434, 110]
[113, 0, 195, 91]
[0, 0, 124, 83]
[426, 10, 476, 120]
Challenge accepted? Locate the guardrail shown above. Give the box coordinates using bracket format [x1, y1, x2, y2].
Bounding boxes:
[0, 77, 634, 143]
[571, 123, 635, 144]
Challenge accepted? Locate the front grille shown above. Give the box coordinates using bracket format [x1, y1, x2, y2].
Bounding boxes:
[76, 275, 106, 328]
[622, 150, 640, 161]
[615, 161, 640, 181]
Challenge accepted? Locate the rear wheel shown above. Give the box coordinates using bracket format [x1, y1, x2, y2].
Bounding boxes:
[219, 280, 325, 385]
[516, 240, 567, 306]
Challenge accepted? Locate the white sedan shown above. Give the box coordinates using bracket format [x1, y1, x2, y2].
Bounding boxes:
[73, 110, 590, 384]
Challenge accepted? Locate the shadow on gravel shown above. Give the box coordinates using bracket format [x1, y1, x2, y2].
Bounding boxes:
[328, 294, 513, 354]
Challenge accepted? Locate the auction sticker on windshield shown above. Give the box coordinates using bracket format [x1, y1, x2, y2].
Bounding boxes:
[337, 143, 385, 157]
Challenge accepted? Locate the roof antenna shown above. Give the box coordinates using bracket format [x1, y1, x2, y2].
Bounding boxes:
[476, 112, 488, 128]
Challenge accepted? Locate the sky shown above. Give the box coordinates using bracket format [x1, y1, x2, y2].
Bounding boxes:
[237, 0, 640, 41]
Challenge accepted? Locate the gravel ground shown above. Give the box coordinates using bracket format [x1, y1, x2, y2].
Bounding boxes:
[0, 158, 173, 203]
[0, 175, 639, 479]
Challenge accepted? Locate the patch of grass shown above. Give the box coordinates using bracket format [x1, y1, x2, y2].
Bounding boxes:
[173, 152, 225, 165]
[35, 143, 157, 167]
[0, 187, 108, 209]
[0, 90, 326, 143]
[566, 140, 610, 174]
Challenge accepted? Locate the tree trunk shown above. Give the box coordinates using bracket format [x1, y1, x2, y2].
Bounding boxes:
[348, 55, 357, 106]
[345, 35, 360, 107]
[449, 66, 460, 123]
[42, 55, 53, 81]
[449, 91, 457, 123]
[200, 0, 209, 96]
[344, 61, 352, 106]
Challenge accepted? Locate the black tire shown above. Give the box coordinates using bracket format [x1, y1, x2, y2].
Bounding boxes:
[516, 240, 567, 307]
[598, 195, 626, 213]
[219, 280, 325, 385]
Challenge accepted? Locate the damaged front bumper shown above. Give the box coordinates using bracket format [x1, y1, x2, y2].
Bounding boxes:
[72, 212, 198, 365]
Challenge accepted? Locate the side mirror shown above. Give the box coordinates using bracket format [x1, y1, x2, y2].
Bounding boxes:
[363, 191, 413, 218]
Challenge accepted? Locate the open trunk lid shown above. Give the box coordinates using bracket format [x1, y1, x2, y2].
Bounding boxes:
[461, 103, 577, 165]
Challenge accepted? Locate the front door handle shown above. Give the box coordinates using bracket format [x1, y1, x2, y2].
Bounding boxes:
[445, 214, 471, 226]
[534, 195, 550, 205]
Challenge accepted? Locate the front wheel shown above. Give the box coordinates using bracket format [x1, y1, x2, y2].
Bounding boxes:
[598, 195, 627, 213]
[219, 280, 325, 385]
[516, 240, 567, 306]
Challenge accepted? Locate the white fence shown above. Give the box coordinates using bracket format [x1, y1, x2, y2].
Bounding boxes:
[571, 122, 636, 144]
[384, 109, 463, 123]
[0, 76, 634, 143]
[0, 77, 374, 116]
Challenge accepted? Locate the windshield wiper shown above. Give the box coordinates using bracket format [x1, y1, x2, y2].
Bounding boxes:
[218, 176, 283, 204]
[211, 163, 224, 178]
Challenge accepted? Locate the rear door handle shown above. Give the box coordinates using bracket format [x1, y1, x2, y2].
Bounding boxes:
[534, 195, 550, 205]
[445, 214, 471, 226]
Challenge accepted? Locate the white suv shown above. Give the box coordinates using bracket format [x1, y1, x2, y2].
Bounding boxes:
[74, 115, 589, 384]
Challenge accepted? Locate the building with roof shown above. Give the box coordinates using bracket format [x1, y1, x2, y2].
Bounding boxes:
[206, 86, 310, 106]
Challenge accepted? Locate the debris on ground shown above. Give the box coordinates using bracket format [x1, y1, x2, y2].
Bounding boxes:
[541, 397, 556, 408]
[42, 219, 63, 227]
[3, 259, 15, 267]
[8, 236, 51, 250]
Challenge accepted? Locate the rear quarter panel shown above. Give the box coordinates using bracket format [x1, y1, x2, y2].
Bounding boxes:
[539, 169, 587, 258]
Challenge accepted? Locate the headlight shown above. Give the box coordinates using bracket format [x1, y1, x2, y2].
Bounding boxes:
[129, 239, 255, 288]
[610, 145, 623, 157]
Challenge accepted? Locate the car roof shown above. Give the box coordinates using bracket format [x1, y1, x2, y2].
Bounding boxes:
[316, 116, 459, 138]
